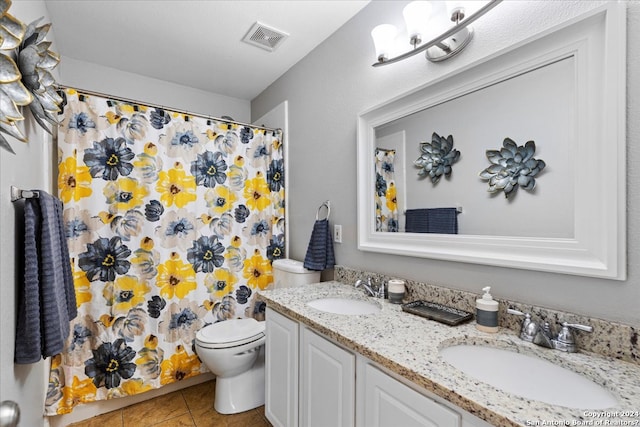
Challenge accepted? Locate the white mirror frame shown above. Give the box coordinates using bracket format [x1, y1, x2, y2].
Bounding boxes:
[357, 4, 626, 280]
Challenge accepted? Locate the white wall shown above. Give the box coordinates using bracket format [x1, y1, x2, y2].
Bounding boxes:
[58, 56, 250, 123]
[0, 4, 55, 427]
[251, 1, 640, 326]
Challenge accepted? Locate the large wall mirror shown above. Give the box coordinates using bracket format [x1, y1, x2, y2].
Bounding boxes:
[357, 4, 626, 279]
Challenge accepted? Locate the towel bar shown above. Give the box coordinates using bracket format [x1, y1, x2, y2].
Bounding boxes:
[10, 186, 40, 202]
[404, 206, 462, 214]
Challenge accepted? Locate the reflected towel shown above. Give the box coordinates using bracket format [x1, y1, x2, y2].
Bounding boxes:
[15, 191, 77, 364]
[405, 208, 459, 234]
[303, 219, 335, 271]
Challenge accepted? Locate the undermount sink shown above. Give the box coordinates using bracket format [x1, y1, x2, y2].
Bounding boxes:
[306, 297, 381, 315]
[439, 344, 618, 409]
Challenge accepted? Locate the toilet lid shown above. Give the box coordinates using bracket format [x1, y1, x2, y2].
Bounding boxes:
[196, 318, 265, 348]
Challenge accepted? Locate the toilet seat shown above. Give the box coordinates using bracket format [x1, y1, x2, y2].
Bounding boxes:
[196, 318, 265, 349]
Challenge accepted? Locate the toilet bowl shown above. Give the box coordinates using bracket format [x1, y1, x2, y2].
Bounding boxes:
[195, 258, 321, 414]
[195, 318, 266, 414]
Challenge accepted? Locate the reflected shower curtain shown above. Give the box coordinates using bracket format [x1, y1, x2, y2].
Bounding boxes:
[45, 88, 285, 414]
[375, 148, 398, 232]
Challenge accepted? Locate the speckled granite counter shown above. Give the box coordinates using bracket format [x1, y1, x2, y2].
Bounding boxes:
[257, 281, 640, 427]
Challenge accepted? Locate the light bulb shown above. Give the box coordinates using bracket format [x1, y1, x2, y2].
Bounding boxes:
[403, 1, 433, 45]
[371, 24, 398, 61]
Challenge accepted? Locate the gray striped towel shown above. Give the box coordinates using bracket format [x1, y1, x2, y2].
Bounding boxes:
[15, 191, 77, 364]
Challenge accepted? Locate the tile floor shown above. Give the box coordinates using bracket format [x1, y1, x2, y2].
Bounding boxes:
[67, 380, 271, 427]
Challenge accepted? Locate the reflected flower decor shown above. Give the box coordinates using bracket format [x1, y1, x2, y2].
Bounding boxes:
[479, 138, 546, 199]
[414, 132, 460, 184]
[0, 0, 63, 153]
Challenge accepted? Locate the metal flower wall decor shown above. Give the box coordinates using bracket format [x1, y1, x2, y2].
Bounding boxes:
[479, 137, 546, 198]
[0, 0, 62, 154]
[414, 132, 460, 184]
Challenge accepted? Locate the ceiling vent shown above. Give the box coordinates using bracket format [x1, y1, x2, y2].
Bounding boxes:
[242, 22, 289, 52]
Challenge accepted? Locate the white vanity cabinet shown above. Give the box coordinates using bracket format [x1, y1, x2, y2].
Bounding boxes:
[356, 360, 460, 427]
[265, 307, 491, 427]
[300, 326, 355, 427]
[265, 307, 299, 427]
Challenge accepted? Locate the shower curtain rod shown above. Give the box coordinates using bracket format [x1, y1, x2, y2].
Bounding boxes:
[55, 84, 282, 133]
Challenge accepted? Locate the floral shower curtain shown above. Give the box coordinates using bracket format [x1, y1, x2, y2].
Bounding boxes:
[46, 88, 285, 415]
[375, 148, 398, 232]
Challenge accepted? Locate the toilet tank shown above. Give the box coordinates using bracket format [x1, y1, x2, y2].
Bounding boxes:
[272, 259, 321, 289]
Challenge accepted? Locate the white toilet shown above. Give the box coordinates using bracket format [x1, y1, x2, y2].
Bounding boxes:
[195, 258, 320, 414]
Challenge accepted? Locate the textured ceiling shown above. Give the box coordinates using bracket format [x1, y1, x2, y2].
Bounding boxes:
[45, 0, 370, 100]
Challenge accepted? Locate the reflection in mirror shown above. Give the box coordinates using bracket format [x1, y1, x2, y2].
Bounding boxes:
[374, 56, 574, 238]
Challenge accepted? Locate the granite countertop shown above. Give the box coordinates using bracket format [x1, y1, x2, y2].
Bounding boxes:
[257, 281, 640, 427]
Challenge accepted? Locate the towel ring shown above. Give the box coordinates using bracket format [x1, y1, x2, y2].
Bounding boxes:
[316, 201, 330, 221]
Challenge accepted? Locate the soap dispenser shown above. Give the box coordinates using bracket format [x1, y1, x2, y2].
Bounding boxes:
[476, 286, 499, 333]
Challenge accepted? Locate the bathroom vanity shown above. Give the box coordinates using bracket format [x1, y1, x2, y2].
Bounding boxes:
[257, 281, 640, 427]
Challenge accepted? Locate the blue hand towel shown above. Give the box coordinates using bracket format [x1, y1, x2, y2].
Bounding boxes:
[15, 191, 77, 364]
[405, 209, 430, 233]
[303, 219, 335, 271]
[426, 207, 459, 234]
[405, 208, 459, 234]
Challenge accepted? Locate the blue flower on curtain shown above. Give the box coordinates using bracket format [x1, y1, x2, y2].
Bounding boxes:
[159, 300, 206, 345]
[267, 234, 285, 261]
[149, 108, 171, 129]
[234, 204, 250, 223]
[147, 296, 166, 319]
[240, 127, 253, 144]
[84, 137, 135, 181]
[187, 235, 225, 273]
[247, 142, 269, 167]
[85, 339, 137, 389]
[267, 159, 284, 192]
[235, 285, 251, 304]
[69, 112, 96, 135]
[156, 209, 197, 250]
[191, 150, 227, 187]
[243, 214, 270, 246]
[78, 236, 131, 282]
[144, 200, 164, 222]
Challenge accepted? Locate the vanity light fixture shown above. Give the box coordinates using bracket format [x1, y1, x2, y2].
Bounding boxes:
[371, 0, 502, 66]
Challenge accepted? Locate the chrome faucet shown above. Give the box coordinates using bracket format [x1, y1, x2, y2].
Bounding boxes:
[355, 277, 385, 298]
[507, 308, 593, 353]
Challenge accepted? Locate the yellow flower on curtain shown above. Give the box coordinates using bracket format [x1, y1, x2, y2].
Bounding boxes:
[205, 268, 238, 298]
[56, 376, 98, 415]
[156, 165, 197, 208]
[102, 276, 151, 315]
[58, 155, 93, 203]
[156, 256, 197, 299]
[103, 177, 148, 212]
[159, 345, 201, 385]
[119, 378, 153, 396]
[72, 262, 92, 307]
[242, 250, 272, 290]
[204, 185, 237, 215]
[243, 172, 270, 211]
[385, 182, 397, 211]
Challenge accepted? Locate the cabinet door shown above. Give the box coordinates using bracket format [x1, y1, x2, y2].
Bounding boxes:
[361, 362, 461, 427]
[265, 307, 299, 427]
[300, 326, 355, 427]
